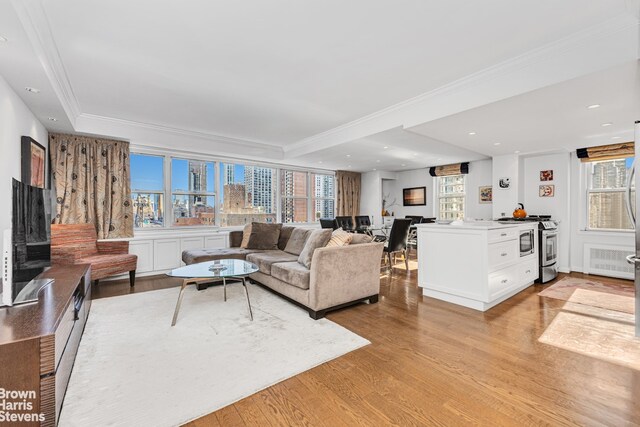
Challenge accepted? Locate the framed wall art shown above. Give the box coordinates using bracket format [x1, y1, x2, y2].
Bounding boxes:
[539, 185, 555, 197]
[540, 170, 553, 181]
[21, 136, 46, 188]
[403, 187, 426, 206]
[479, 186, 492, 203]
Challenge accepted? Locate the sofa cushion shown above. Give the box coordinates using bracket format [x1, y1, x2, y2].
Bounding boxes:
[284, 228, 311, 255]
[246, 223, 282, 250]
[271, 262, 311, 290]
[182, 248, 262, 265]
[298, 229, 332, 268]
[278, 226, 295, 250]
[326, 228, 353, 247]
[240, 223, 252, 248]
[349, 234, 373, 245]
[246, 250, 299, 275]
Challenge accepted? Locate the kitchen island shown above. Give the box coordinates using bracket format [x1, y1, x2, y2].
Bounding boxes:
[416, 221, 538, 311]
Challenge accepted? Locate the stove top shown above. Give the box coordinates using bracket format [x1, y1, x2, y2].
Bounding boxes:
[496, 215, 557, 229]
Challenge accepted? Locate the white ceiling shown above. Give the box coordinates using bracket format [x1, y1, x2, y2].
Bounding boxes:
[409, 60, 640, 157]
[0, 0, 638, 171]
[286, 127, 487, 172]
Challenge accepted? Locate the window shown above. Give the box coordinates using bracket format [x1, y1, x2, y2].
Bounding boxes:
[131, 153, 165, 228]
[587, 157, 635, 230]
[438, 174, 465, 220]
[171, 158, 216, 226]
[281, 170, 308, 223]
[311, 173, 335, 220]
[219, 163, 277, 226]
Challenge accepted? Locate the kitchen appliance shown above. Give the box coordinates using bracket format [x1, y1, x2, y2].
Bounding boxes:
[519, 228, 535, 257]
[624, 120, 640, 337]
[513, 203, 527, 219]
[538, 220, 559, 283]
[496, 215, 558, 282]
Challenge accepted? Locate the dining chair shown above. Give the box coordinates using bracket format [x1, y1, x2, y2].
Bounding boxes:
[320, 218, 338, 230]
[335, 216, 354, 231]
[383, 218, 412, 273]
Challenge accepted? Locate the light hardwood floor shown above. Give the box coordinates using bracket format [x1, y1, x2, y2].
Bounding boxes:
[94, 264, 640, 426]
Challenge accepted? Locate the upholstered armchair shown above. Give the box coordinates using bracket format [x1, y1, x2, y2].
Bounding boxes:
[51, 224, 137, 286]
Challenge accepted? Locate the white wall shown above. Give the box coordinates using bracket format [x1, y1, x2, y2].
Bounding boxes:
[0, 74, 48, 279]
[378, 159, 493, 221]
[522, 152, 571, 272]
[492, 154, 520, 218]
[465, 159, 493, 220]
[361, 171, 398, 225]
[382, 169, 434, 219]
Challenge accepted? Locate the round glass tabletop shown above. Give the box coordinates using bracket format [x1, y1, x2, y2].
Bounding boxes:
[167, 259, 259, 279]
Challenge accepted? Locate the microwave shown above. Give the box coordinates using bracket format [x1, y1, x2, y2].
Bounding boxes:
[519, 229, 535, 256]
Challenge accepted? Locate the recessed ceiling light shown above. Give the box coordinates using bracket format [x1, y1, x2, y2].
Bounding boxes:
[347, 165, 351, 168]
[601, 122, 613, 127]
[376, 160, 380, 163]
[514, 150, 521, 154]
[47, 117, 58, 121]
[373, 168, 377, 171]
[494, 142, 501, 146]
[413, 153, 418, 156]
[468, 132, 476, 135]
[612, 136, 622, 140]
[318, 161, 323, 164]
[25, 87, 40, 93]
[401, 164, 406, 167]
[587, 104, 601, 109]
[0, 36, 7, 43]
[346, 154, 351, 157]
[437, 158, 442, 161]
[383, 146, 388, 149]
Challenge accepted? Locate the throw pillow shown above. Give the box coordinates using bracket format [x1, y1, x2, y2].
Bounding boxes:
[246, 222, 283, 250]
[298, 229, 332, 268]
[278, 225, 295, 250]
[326, 228, 353, 247]
[284, 228, 312, 255]
[240, 223, 252, 248]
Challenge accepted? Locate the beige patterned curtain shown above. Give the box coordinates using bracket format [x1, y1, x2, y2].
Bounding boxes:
[49, 133, 133, 239]
[336, 170, 361, 217]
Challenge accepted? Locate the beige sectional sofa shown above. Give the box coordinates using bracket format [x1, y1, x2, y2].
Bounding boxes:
[182, 226, 384, 319]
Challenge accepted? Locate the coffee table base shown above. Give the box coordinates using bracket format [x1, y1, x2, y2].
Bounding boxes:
[171, 276, 253, 326]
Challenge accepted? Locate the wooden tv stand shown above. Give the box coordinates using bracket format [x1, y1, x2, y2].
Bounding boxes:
[0, 264, 91, 426]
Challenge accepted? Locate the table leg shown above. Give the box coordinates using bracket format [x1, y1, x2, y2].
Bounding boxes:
[242, 277, 253, 321]
[171, 279, 190, 326]
[223, 277, 227, 302]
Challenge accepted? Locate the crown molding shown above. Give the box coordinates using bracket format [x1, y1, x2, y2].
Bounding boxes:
[75, 113, 285, 160]
[11, 0, 81, 126]
[284, 13, 640, 158]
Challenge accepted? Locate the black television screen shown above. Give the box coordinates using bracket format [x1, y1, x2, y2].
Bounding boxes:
[10, 178, 52, 304]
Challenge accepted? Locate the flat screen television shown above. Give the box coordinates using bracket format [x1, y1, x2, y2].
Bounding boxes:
[1, 178, 52, 306]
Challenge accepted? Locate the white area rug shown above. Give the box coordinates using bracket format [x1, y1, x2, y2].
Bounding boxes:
[59, 284, 369, 426]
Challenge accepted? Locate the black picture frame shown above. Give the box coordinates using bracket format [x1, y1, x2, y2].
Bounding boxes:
[403, 187, 426, 206]
[21, 136, 47, 189]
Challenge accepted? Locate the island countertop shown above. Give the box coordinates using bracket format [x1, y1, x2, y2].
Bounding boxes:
[414, 221, 529, 230]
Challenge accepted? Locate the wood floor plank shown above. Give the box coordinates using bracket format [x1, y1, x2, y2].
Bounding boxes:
[98, 265, 640, 426]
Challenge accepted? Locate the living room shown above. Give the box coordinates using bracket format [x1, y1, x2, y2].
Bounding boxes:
[1, 1, 639, 426]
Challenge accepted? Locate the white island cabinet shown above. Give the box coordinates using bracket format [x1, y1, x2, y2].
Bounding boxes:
[416, 222, 538, 311]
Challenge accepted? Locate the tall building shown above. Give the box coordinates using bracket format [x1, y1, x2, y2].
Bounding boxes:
[244, 166, 274, 214]
[188, 160, 207, 192]
[313, 174, 334, 219]
[223, 164, 235, 185]
[281, 171, 307, 222]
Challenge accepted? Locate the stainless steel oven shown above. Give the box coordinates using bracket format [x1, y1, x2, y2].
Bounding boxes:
[519, 229, 535, 257]
[538, 221, 559, 283]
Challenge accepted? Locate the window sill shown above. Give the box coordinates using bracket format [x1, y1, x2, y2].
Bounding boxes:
[577, 229, 635, 238]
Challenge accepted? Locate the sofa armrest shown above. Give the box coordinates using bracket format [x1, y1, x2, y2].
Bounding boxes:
[97, 241, 129, 255]
[308, 242, 384, 311]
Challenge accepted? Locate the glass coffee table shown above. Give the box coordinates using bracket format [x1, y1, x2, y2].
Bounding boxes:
[167, 259, 258, 326]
